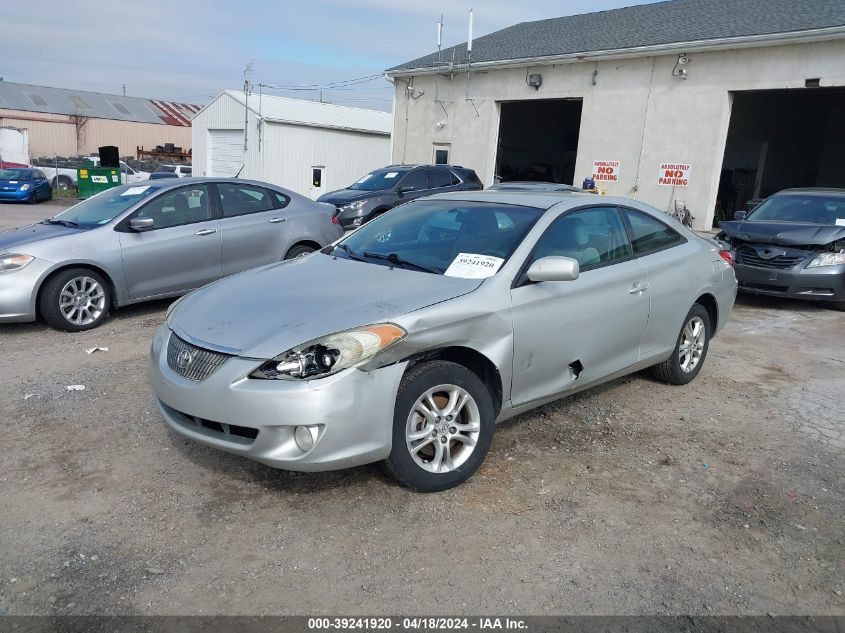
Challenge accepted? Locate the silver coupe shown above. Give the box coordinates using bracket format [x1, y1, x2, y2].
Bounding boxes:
[149, 190, 737, 491]
[0, 178, 342, 330]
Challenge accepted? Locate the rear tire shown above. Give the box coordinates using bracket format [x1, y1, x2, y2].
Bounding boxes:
[651, 303, 711, 385]
[283, 243, 317, 260]
[384, 360, 494, 492]
[39, 268, 111, 331]
[51, 175, 73, 191]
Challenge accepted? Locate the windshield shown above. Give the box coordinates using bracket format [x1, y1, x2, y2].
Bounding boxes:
[53, 184, 162, 228]
[746, 194, 845, 225]
[348, 169, 408, 191]
[333, 199, 542, 275]
[0, 169, 32, 180]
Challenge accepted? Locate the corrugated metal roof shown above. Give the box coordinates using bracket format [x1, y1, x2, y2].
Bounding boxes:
[0, 81, 202, 126]
[388, 0, 845, 72]
[223, 90, 392, 135]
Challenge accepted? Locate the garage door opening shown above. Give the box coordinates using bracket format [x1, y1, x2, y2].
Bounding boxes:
[495, 99, 582, 185]
[715, 87, 845, 224]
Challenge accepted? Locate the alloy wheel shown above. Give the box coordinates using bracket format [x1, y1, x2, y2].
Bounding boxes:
[679, 315, 706, 373]
[405, 384, 481, 473]
[59, 276, 106, 326]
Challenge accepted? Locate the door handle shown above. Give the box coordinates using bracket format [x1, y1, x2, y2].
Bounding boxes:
[194, 228, 217, 236]
[629, 282, 649, 294]
[269, 217, 287, 224]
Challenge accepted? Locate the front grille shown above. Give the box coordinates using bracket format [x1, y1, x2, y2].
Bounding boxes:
[166, 333, 230, 381]
[735, 245, 806, 270]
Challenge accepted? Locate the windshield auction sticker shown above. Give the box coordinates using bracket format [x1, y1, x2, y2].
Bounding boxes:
[445, 253, 504, 279]
[122, 186, 150, 196]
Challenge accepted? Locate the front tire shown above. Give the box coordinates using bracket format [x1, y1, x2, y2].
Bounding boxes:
[384, 361, 494, 492]
[39, 268, 111, 331]
[651, 303, 711, 385]
[284, 243, 317, 260]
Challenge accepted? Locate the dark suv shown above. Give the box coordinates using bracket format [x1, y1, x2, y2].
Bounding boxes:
[318, 164, 482, 230]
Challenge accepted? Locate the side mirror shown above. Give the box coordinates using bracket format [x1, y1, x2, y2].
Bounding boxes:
[526, 256, 580, 283]
[398, 185, 413, 194]
[733, 210, 747, 220]
[130, 217, 155, 232]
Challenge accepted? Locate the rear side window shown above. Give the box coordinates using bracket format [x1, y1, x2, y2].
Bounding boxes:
[218, 183, 273, 217]
[622, 209, 685, 255]
[429, 169, 453, 188]
[269, 189, 290, 209]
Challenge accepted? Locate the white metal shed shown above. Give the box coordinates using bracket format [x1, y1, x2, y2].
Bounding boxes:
[191, 91, 392, 199]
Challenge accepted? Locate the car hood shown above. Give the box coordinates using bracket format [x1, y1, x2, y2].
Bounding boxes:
[719, 220, 845, 246]
[0, 178, 30, 188]
[317, 189, 380, 205]
[0, 222, 84, 253]
[169, 252, 483, 359]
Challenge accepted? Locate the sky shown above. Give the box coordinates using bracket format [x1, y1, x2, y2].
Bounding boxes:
[2, 0, 657, 112]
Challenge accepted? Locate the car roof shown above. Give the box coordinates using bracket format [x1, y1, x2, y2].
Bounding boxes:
[110, 177, 281, 191]
[426, 189, 605, 210]
[773, 188, 845, 196]
[381, 164, 468, 170]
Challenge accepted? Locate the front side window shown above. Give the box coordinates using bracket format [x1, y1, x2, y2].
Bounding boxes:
[218, 183, 273, 217]
[623, 209, 685, 255]
[399, 169, 429, 191]
[335, 200, 542, 275]
[531, 207, 632, 272]
[135, 185, 212, 229]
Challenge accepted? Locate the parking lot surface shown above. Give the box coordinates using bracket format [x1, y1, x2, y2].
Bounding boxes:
[1, 201, 843, 615]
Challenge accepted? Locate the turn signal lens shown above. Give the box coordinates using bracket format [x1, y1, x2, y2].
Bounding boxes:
[718, 250, 733, 266]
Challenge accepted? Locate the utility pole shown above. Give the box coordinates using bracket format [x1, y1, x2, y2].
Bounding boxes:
[243, 63, 253, 153]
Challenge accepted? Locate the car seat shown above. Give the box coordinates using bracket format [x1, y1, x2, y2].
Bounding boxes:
[536, 217, 601, 268]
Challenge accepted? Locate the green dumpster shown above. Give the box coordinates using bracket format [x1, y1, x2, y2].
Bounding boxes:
[77, 167, 122, 199]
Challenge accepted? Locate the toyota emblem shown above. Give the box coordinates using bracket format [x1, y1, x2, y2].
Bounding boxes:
[177, 349, 194, 369]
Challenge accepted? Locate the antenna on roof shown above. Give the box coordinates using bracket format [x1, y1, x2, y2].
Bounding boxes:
[464, 8, 483, 116]
[434, 14, 451, 124]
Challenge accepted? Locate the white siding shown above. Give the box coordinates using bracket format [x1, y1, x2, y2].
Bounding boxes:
[260, 122, 391, 198]
[192, 92, 392, 198]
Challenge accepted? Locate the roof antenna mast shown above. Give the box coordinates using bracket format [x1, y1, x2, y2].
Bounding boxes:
[464, 9, 483, 116]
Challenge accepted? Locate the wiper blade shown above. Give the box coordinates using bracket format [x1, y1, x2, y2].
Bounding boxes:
[363, 252, 439, 274]
[334, 243, 366, 262]
[44, 218, 79, 228]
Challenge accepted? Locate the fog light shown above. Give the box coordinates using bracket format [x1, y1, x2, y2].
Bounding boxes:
[294, 425, 318, 452]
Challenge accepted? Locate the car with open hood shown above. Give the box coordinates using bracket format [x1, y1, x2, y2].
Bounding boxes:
[716, 188, 845, 310]
[0, 178, 341, 330]
[150, 190, 736, 491]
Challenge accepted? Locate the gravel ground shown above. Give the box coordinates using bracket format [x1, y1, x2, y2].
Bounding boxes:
[0, 201, 842, 616]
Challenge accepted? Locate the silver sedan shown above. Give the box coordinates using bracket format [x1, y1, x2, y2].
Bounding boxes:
[149, 191, 737, 491]
[0, 178, 342, 330]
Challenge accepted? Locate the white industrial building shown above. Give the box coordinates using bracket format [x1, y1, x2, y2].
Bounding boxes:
[191, 91, 392, 199]
[386, 0, 845, 229]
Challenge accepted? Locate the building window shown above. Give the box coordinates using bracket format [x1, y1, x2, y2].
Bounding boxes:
[312, 167, 323, 188]
[433, 144, 450, 165]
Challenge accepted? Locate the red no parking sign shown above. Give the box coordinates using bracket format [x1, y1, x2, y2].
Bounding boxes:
[592, 160, 620, 182]
[658, 162, 691, 186]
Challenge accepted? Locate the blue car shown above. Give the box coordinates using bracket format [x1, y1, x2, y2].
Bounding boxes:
[0, 168, 53, 204]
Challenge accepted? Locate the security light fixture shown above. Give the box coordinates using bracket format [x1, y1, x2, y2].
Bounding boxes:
[527, 73, 542, 90]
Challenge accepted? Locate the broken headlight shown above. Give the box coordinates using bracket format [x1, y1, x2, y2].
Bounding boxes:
[251, 323, 406, 380]
[807, 242, 845, 268]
